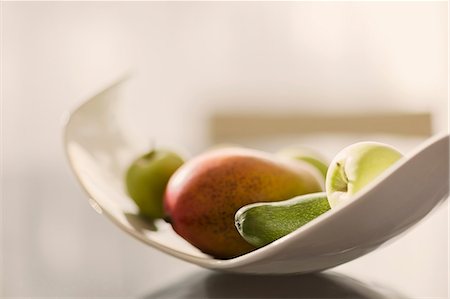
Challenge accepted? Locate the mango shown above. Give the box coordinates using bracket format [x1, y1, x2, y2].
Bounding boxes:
[164, 147, 324, 259]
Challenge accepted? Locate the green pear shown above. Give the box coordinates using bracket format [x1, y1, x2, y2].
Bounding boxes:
[326, 142, 403, 208]
[235, 192, 330, 247]
[126, 149, 184, 219]
[277, 147, 329, 179]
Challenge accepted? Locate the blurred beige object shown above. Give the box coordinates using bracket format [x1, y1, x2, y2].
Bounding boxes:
[210, 112, 432, 144]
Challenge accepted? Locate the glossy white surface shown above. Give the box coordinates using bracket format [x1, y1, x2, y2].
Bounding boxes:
[63, 78, 449, 274]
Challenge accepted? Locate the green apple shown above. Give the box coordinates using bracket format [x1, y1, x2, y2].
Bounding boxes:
[277, 146, 329, 179]
[125, 149, 184, 219]
[326, 142, 403, 208]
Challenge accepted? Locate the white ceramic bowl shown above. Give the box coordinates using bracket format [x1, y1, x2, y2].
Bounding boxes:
[63, 77, 449, 274]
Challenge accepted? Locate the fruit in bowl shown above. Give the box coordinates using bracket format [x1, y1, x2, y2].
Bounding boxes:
[235, 141, 403, 248]
[125, 149, 184, 220]
[163, 147, 324, 259]
[124, 141, 403, 258]
[326, 142, 403, 208]
[235, 192, 330, 247]
[277, 146, 329, 179]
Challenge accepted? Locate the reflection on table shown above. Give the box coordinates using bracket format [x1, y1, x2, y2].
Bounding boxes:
[142, 270, 405, 299]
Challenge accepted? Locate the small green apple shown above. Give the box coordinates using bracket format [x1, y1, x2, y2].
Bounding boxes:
[125, 149, 184, 219]
[326, 142, 403, 208]
[277, 147, 329, 179]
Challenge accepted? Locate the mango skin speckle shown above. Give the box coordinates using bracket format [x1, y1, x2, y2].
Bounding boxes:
[164, 148, 324, 259]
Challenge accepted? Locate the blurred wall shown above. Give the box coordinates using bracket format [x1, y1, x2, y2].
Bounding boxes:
[3, 2, 448, 163]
